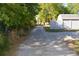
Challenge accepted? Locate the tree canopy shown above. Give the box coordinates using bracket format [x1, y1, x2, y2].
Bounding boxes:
[37, 3, 70, 25]
[67, 3, 79, 14]
[0, 3, 39, 31]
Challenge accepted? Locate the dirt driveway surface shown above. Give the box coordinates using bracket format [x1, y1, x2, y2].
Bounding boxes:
[16, 26, 77, 56]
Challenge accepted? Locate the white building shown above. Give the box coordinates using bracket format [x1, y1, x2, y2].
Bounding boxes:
[50, 14, 79, 30]
[57, 14, 79, 30]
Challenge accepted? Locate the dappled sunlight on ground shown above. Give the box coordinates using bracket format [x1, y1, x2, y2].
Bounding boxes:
[16, 26, 77, 56]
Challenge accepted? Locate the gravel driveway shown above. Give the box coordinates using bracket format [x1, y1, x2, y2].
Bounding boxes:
[16, 26, 77, 56]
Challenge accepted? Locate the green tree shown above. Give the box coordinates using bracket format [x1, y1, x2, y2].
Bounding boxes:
[0, 3, 39, 31]
[67, 3, 79, 14]
[38, 3, 69, 25]
[0, 3, 40, 55]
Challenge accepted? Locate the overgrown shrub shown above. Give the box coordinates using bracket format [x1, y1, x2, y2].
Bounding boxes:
[0, 3, 39, 55]
[0, 32, 10, 55]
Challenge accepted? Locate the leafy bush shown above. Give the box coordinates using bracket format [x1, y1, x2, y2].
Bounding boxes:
[0, 4, 39, 30]
[0, 4, 39, 55]
[0, 32, 10, 55]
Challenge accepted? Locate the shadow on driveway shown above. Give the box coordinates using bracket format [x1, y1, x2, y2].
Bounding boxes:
[16, 26, 78, 56]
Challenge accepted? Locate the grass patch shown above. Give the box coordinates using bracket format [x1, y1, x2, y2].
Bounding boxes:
[44, 27, 79, 32]
[71, 40, 79, 55]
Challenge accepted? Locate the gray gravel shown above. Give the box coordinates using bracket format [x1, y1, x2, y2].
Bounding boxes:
[16, 26, 77, 56]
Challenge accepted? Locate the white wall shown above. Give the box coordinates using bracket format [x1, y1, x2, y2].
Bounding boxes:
[71, 21, 79, 29]
[50, 14, 79, 30]
[57, 15, 63, 29]
[63, 20, 72, 30]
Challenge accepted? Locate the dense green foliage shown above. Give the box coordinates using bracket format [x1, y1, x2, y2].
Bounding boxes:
[0, 32, 9, 55]
[0, 3, 39, 55]
[37, 3, 69, 25]
[67, 3, 79, 14]
[0, 4, 39, 30]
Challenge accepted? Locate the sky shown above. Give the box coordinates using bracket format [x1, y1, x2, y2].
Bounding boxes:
[64, 3, 68, 7]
